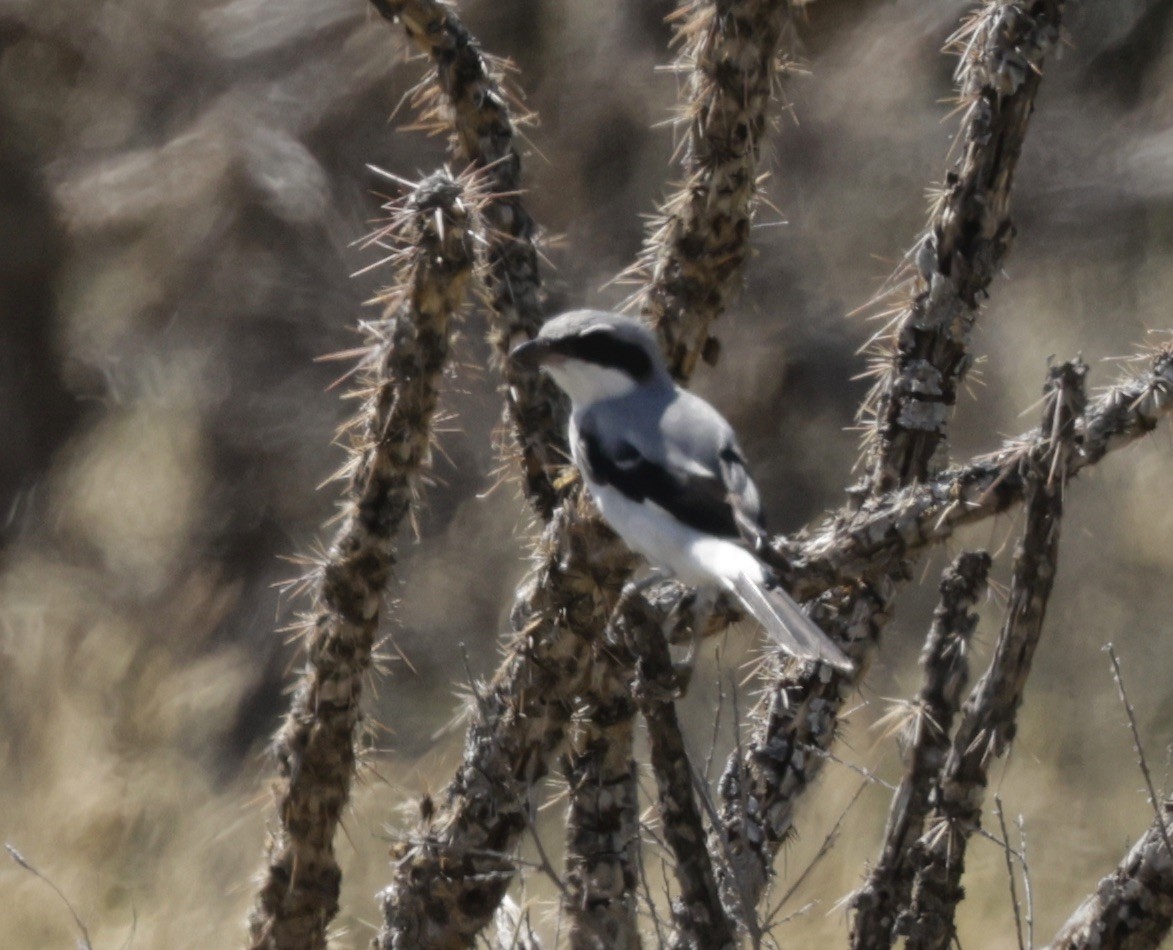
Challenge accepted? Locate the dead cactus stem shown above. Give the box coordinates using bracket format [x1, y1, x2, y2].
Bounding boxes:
[849, 551, 992, 950]
[863, 0, 1065, 493]
[778, 346, 1173, 597]
[561, 647, 641, 950]
[371, 0, 565, 517]
[369, 0, 801, 944]
[901, 360, 1086, 950]
[713, 0, 1067, 917]
[247, 173, 473, 950]
[637, 0, 791, 381]
[1047, 800, 1173, 950]
[375, 500, 641, 950]
[359, 5, 651, 946]
[618, 595, 738, 950]
[713, 579, 892, 917]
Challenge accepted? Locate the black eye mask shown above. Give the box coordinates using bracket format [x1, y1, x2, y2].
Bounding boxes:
[552, 333, 654, 382]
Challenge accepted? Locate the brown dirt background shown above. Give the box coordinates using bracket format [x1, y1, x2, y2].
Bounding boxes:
[2, 0, 1172, 946]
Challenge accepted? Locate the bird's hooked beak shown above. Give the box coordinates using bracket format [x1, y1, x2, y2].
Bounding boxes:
[509, 337, 560, 372]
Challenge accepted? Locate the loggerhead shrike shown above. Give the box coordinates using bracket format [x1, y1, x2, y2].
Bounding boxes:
[510, 309, 852, 671]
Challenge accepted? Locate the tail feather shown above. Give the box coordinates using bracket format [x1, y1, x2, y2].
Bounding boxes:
[726, 570, 854, 672]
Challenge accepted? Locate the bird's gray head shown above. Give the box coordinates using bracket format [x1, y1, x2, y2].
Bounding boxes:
[509, 310, 671, 407]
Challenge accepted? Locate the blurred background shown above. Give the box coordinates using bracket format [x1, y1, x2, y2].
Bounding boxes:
[2, 0, 1172, 946]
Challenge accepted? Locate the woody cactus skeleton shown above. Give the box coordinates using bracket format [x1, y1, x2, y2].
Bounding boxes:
[246, 0, 1173, 947]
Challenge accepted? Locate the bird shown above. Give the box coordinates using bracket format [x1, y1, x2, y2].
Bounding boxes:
[509, 309, 853, 671]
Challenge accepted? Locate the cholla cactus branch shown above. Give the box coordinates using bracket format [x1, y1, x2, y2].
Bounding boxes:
[631, 0, 791, 381]
[709, 1, 1068, 914]
[369, 4, 803, 940]
[862, 0, 1065, 493]
[1046, 800, 1173, 950]
[901, 359, 1087, 950]
[248, 172, 474, 950]
[362, 7, 648, 943]
[375, 498, 640, 949]
[776, 344, 1173, 600]
[370, 0, 567, 517]
[712, 580, 892, 918]
[554, 0, 805, 921]
[561, 650, 641, 950]
[850, 551, 992, 949]
[615, 595, 738, 950]
[662, 346, 1169, 935]
[712, 344, 1157, 919]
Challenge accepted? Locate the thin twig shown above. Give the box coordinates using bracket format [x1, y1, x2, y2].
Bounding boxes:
[765, 779, 870, 927]
[526, 800, 569, 899]
[635, 826, 670, 950]
[1105, 642, 1173, 862]
[994, 797, 1027, 950]
[1018, 814, 1035, 950]
[5, 844, 94, 950]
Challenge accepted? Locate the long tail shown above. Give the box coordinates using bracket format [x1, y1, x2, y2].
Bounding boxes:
[725, 570, 854, 672]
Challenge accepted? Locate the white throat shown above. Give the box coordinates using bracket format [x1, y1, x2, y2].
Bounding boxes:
[545, 359, 639, 408]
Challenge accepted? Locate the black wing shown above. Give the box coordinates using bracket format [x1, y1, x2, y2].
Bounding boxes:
[717, 445, 767, 551]
[577, 425, 765, 547]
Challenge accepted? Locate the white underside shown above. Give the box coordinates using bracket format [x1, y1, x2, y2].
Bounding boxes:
[588, 480, 766, 590]
[585, 477, 854, 671]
